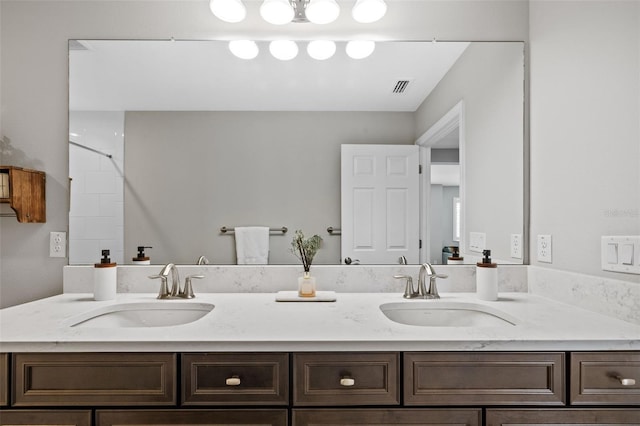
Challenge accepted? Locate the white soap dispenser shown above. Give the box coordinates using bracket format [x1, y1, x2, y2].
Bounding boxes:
[476, 249, 498, 301]
[447, 246, 464, 264]
[94, 249, 117, 301]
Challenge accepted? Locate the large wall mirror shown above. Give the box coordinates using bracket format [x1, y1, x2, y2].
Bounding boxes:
[68, 39, 524, 266]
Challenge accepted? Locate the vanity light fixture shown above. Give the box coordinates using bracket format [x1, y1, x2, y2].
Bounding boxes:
[260, 0, 295, 25]
[307, 40, 336, 60]
[269, 40, 299, 60]
[209, 0, 246, 23]
[228, 40, 259, 59]
[210, 0, 386, 25]
[345, 40, 375, 59]
[352, 0, 387, 23]
[304, 0, 340, 24]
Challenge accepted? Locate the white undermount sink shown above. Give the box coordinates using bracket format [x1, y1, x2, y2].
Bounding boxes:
[380, 301, 518, 327]
[63, 302, 215, 328]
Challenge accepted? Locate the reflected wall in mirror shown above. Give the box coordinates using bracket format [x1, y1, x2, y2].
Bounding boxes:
[68, 40, 524, 266]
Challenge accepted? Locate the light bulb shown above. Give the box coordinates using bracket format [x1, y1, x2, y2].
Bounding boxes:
[269, 40, 299, 61]
[209, 0, 246, 23]
[229, 40, 259, 60]
[352, 0, 387, 23]
[260, 0, 295, 25]
[307, 40, 336, 60]
[345, 40, 375, 59]
[305, 0, 340, 24]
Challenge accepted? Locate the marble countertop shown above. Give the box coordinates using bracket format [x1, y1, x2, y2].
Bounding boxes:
[1, 292, 638, 352]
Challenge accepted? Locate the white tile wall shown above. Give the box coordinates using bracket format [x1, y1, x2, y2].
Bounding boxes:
[69, 111, 125, 264]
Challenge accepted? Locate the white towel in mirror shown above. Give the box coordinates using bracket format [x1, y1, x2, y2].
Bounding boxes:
[235, 226, 270, 265]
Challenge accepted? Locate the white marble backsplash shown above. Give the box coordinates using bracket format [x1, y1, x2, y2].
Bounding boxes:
[528, 266, 640, 325]
[64, 264, 528, 294]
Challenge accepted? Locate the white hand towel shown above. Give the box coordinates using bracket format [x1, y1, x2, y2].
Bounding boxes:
[235, 226, 270, 265]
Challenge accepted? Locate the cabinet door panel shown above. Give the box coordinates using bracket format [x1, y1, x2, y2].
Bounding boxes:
[1, 353, 7, 406]
[405, 352, 565, 406]
[571, 351, 640, 405]
[487, 408, 640, 425]
[293, 408, 481, 426]
[182, 352, 288, 405]
[294, 352, 400, 406]
[12, 353, 176, 406]
[0, 410, 91, 426]
[97, 409, 287, 426]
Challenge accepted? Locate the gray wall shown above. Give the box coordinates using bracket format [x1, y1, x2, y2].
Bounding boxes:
[529, 1, 640, 281]
[415, 42, 525, 262]
[0, 0, 529, 307]
[124, 111, 414, 265]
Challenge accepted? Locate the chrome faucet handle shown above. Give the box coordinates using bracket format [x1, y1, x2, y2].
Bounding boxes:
[148, 274, 171, 299]
[394, 275, 417, 299]
[181, 274, 204, 299]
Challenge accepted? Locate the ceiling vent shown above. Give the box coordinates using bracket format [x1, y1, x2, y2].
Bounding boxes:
[69, 40, 90, 51]
[392, 80, 411, 94]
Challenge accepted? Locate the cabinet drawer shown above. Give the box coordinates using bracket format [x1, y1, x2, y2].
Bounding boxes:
[293, 409, 481, 426]
[182, 353, 288, 405]
[97, 409, 288, 426]
[487, 408, 640, 425]
[1, 353, 8, 406]
[570, 351, 640, 405]
[0, 410, 92, 426]
[404, 352, 565, 406]
[293, 352, 399, 406]
[12, 353, 176, 406]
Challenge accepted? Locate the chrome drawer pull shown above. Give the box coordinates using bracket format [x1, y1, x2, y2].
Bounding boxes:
[617, 376, 636, 386]
[225, 376, 241, 386]
[340, 377, 355, 387]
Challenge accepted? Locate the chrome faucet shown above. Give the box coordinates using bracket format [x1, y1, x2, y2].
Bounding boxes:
[149, 263, 204, 299]
[196, 255, 209, 265]
[417, 263, 447, 299]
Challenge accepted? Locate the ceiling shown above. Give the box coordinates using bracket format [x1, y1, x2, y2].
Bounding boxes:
[69, 39, 469, 112]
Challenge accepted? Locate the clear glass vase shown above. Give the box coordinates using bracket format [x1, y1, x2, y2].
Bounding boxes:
[298, 272, 316, 297]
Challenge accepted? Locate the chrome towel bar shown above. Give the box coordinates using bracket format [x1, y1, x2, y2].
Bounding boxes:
[220, 226, 288, 234]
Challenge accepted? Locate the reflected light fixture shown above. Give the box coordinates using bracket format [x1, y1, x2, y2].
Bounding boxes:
[352, 0, 387, 23]
[210, 0, 386, 25]
[229, 40, 259, 59]
[307, 40, 336, 60]
[209, 0, 246, 23]
[305, 0, 340, 24]
[345, 40, 375, 59]
[260, 0, 295, 25]
[269, 40, 299, 60]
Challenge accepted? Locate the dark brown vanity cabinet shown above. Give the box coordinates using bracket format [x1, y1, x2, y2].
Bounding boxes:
[404, 352, 566, 406]
[96, 409, 288, 426]
[11, 353, 176, 406]
[182, 353, 289, 405]
[0, 410, 91, 426]
[0, 353, 7, 406]
[293, 352, 400, 406]
[3, 350, 640, 426]
[570, 351, 640, 405]
[486, 408, 640, 425]
[293, 408, 482, 426]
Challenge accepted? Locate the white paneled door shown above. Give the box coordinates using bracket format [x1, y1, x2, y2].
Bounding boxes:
[341, 144, 420, 265]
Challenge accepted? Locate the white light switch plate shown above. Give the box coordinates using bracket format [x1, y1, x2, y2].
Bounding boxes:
[537, 234, 552, 263]
[49, 231, 66, 258]
[601, 236, 640, 274]
[469, 232, 486, 253]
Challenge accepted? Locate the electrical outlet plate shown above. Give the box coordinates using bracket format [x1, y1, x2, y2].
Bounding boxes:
[50, 231, 66, 258]
[537, 234, 552, 263]
[510, 233, 522, 259]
